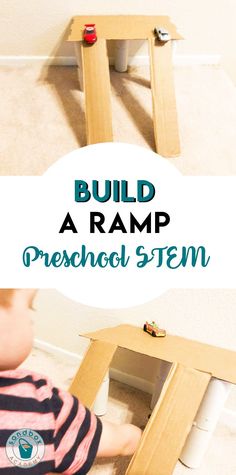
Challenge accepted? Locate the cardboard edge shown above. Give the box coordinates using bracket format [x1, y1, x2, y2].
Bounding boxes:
[67, 16, 183, 41]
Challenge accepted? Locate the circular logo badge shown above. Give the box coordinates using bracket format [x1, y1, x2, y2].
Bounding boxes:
[6, 429, 45, 469]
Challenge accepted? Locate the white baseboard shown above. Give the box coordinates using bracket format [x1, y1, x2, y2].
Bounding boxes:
[173, 54, 221, 66]
[124, 53, 221, 67]
[109, 367, 154, 395]
[0, 53, 221, 68]
[0, 55, 76, 67]
[34, 338, 82, 362]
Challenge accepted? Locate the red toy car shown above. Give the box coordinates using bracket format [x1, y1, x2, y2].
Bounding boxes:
[143, 321, 166, 337]
[83, 24, 97, 45]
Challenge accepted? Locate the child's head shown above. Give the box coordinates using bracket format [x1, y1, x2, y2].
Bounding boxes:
[0, 290, 36, 371]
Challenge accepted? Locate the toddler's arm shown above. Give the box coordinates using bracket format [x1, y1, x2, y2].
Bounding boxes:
[97, 420, 142, 457]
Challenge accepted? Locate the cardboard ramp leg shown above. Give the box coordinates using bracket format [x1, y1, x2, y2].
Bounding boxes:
[69, 340, 117, 408]
[81, 39, 113, 145]
[149, 38, 180, 157]
[126, 364, 211, 475]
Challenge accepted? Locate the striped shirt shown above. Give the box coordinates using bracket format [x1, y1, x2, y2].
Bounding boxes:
[0, 369, 102, 474]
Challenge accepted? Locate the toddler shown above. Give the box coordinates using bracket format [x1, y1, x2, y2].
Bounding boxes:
[0, 290, 142, 474]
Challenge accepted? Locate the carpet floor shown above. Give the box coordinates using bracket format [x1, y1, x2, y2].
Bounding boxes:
[1, 63, 236, 176]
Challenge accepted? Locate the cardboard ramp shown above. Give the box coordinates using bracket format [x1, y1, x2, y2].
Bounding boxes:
[82, 39, 113, 144]
[126, 364, 210, 475]
[149, 38, 180, 157]
[67, 16, 182, 156]
[69, 325, 236, 475]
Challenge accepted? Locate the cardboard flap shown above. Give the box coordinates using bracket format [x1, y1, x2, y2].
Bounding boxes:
[126, 363, 211, 474]
[69, 340, 117, 407]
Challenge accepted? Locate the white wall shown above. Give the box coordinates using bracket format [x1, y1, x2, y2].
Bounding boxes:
[1, 0, 236, 84]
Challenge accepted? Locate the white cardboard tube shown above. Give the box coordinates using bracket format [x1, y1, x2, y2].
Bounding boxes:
[92, 371, 109, 416]
[194, 378, 231, 431]
[180, 378, 231, 468]
[180, 426, 213, 469]
[114, 40, 129, 72]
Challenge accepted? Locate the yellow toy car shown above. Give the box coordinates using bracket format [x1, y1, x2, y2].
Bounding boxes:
[143, 321, 166, 337]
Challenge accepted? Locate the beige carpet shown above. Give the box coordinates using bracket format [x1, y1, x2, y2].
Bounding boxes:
[22, 347, 236, 475]
[1, 63, 236, 175]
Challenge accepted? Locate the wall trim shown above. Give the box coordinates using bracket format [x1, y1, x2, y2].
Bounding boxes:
[0, 56, 76, 67]
[0, 53, 221, 68]
[109, 367, 154, 395]
[173, 54, 221, 66]
[34, 338, 81, 362]
[127, 53, 221, 67]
